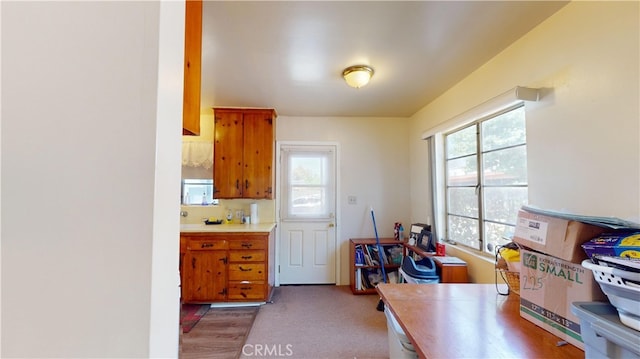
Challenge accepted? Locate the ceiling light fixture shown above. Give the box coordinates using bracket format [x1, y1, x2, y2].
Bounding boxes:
[342, 65, 374, 88]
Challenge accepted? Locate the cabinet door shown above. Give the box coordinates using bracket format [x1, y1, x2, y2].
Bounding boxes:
[213, 110, 244, 198]
[182, 250, 227, 302]
[182, 0, 202, 136]
[243, 110, 275, 199]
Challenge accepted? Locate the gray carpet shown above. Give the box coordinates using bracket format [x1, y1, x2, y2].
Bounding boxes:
[241, 285, 389, 359]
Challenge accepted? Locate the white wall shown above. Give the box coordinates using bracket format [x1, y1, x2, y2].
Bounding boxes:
[149, 1, 185, 357]
[277, 116, 410, 284]
[1, 2, 182, 357]
[411, 1, 639, 228]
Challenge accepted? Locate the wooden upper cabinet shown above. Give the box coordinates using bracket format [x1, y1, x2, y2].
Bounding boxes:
[182, 0, 202, 136]
[214, 108, 276, 199]
[213, 111, 244, 198]
[243, 110, 275, 198]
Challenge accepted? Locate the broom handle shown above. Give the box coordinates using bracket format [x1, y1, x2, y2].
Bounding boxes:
[370, 208, 387, 283]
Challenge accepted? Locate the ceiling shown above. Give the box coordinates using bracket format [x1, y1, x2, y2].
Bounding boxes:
[200, 1, 569, 118]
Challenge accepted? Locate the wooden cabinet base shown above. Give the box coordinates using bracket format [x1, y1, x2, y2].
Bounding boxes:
[180, 229, 275, 303]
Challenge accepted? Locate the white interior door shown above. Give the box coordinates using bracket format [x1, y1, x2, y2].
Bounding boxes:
[278, 144, 337, 284]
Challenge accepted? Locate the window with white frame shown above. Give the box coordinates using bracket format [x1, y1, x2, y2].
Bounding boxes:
[444, 104, 528, 255]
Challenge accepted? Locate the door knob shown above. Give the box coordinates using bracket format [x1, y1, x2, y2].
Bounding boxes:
[328, 223, 335, 228]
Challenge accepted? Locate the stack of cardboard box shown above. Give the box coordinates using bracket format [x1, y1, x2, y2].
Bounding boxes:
[512, 209, 607, 349]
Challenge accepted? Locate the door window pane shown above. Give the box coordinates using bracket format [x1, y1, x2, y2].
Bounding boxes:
[291, 187, 325, 215]
[282, 147, 335, 220]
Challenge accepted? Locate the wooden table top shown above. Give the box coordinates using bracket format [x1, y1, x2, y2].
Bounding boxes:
[377, 283, 584, 359]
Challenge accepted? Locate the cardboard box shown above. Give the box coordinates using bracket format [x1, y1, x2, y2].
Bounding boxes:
[581, 231, 640, 259]
[519, 249, 607, 349]
[513, 209, 606, 263]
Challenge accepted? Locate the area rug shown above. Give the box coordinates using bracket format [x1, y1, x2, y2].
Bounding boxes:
[180, 304, 211, 333]
[181, 306, 260, 359]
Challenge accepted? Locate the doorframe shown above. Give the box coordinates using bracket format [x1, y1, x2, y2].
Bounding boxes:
[274, 141, 341, 286]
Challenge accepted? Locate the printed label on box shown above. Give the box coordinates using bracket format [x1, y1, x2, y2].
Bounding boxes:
[520, 298, 582, 340]
[521, 252, 587, 284]
[515, 216, 549, 245]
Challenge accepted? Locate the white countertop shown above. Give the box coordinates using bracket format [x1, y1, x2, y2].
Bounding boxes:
[180, 222, 276, 233]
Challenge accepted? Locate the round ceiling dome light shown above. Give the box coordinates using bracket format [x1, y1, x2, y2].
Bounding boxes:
[342, 65, 374, 88]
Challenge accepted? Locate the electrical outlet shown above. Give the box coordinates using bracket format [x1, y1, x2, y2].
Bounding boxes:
[348, 196, 357, 205]
[236, 210, 243, 219]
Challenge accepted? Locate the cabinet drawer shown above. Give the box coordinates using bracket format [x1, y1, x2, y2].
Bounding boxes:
[186, 239, 228, 251]
[229, 250, 265, 263]
[228, 263, 266, 281]
[228, 238, 266, 250]
[228, 281, 266, 300]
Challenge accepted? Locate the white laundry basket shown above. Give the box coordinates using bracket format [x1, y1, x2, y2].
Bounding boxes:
[581, 259, 640, 331]
[384, 306, 418, 359]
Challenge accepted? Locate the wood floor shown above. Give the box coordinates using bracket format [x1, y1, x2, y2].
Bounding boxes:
[180, 307, 258, 359]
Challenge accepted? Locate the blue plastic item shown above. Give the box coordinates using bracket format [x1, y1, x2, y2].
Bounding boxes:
[401, 256, 438, 280]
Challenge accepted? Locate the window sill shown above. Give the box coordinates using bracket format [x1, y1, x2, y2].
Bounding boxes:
[442, 243, 499, 283]
[444, 243, 495, 263]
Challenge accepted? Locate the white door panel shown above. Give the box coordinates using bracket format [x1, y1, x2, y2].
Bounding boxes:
[288, 230, 303, 266]
[279, 221, 335, 284]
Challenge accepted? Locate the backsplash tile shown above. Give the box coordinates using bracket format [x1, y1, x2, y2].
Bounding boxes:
[180, 199, 275, 224]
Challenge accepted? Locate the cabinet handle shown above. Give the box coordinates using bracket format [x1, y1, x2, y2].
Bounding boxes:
[201, 243, 214, 248]
[240, 286, 251, 290]
[245, 179, 249, 189]
[241, 255, 253, 260]
[238, 266, 252, 272]
[219, 257, 227, 264]
[236, 179, 240, 189]
[191, 257, 196, 269]
[241, 243, 253, 248]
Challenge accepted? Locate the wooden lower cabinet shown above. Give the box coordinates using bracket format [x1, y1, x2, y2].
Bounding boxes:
[183, 248, 227, 302]
[180, 229, 275, 303]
